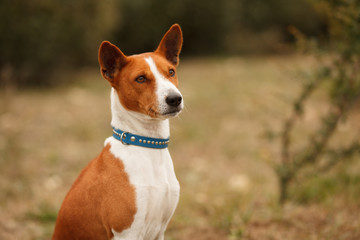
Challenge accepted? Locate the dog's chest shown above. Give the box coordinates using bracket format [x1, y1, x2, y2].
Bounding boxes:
[106, 138, 180, 239]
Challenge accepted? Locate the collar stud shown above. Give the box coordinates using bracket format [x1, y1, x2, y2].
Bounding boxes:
[112, 127, 169, 149]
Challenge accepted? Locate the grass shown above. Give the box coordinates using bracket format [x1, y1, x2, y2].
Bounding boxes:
[1, 55, 360, 239]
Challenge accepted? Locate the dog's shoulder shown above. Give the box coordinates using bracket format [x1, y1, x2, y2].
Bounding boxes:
[53, 144, 136, 239]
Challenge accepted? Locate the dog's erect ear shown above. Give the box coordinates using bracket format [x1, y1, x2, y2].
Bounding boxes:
[156, 24, 183, 66]
[98, 41, 128, 84]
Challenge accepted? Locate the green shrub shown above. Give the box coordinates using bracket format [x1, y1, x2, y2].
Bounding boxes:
[275, 0, 360, 204]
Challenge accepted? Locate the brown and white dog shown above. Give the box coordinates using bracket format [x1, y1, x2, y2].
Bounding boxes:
[52, 24, 183, 240]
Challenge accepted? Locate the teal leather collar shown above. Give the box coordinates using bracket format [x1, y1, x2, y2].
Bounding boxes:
[112, 127, 169, 149]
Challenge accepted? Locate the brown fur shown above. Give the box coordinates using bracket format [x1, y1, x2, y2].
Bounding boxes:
[98, 24, 182, 119]
[52, 24, 183, 239]
[52, 144, 136, 240]
[112, 53, 180, 118]
[155, 24, 183, 66]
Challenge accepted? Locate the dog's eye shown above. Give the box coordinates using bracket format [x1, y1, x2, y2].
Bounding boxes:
[169, 69, 175, 77]
[135, 75, 146, 83]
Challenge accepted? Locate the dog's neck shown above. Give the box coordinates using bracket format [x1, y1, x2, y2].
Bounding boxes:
[110, 88, 170, 139]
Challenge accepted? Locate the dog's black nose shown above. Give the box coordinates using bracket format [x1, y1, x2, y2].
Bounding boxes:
[166, 93, 182, 107]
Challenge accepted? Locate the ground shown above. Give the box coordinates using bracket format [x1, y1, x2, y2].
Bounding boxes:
[1, 55, 359, 239]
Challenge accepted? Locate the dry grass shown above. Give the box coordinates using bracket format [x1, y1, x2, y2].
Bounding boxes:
[1, 55, 359, 240]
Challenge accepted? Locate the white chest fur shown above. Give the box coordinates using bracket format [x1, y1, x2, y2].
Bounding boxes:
[105, 137, 180, 240]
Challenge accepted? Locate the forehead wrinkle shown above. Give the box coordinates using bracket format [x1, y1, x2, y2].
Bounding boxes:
[122, 57, 151, 81]
[144, 57, 164, 82]
[145, 56, 179, 96]
[144, 56, 180, 98]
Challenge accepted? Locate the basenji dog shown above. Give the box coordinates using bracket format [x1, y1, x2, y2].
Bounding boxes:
[52, 24, 183, 240]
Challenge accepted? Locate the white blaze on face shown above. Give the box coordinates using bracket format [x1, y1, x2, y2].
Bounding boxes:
[144, 57, 183, 117]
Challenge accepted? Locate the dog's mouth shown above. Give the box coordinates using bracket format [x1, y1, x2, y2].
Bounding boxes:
[163, 108, 182, 117]
[148, 107, 182, 119]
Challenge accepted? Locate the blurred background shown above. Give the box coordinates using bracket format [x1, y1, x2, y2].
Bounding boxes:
[1, 0, 360, 239]
[0, 0, 326, 87]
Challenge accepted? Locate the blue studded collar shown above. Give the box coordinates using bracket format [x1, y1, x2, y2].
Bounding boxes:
[112, 127, 170, 149]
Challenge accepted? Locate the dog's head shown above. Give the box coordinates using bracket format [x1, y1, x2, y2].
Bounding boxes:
[98, 24, 183, 120]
